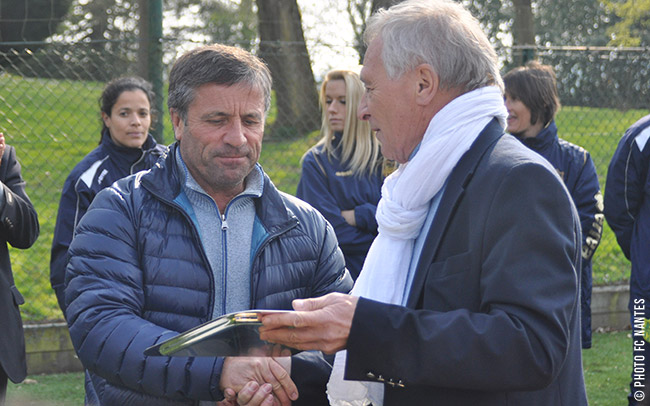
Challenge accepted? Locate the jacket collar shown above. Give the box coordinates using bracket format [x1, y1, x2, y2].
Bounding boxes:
[141, 142, 295, 230]
[519, 120, 558, 152]
[100, 128, 159, 167]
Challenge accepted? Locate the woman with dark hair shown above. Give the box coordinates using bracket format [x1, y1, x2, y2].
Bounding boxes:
[50, 76, 167, 314]
[504, 61, 603, 349]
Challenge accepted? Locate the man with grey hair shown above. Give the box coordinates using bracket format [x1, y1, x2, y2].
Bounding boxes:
[64, 43, 352, 405]
[259, 1, 588, 405]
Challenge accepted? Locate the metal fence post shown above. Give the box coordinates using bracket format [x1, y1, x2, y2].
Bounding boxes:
[139, 0, 164, 143]
[148, 0, 164, 143]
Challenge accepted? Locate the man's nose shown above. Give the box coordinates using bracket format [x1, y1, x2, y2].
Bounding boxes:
[223, 120, 246, 146]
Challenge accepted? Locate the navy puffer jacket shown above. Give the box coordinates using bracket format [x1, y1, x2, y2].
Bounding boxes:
[64, 143, 352, 405]
[604, 114, 650, 300]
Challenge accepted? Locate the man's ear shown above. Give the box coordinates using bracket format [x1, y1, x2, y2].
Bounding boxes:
[169, 108, 183, 141]
[415, 64, 438, 106]
[101, 111, 111, 129]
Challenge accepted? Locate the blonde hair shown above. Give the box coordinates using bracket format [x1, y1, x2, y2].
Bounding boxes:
[314, 69, 382, 177]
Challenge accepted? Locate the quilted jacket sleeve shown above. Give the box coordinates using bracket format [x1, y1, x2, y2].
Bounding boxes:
[64, 184, 223, 402]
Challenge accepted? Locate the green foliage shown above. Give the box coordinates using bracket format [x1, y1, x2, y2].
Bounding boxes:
[605, 0, 650, 46]
[466, 0, 618, 55]
[534, 0, 616, 46]
[464, 0, 510, 51]
[54, 0, 140, 43]
[168, 0, 258, 49]
[0, 0, 73, 56]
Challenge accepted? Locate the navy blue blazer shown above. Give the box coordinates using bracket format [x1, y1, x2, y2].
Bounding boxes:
[344, 119, 587, 405]
[0, 145, 39, 383]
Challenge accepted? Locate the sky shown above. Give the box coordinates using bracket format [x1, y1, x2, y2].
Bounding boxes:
[163, 0, 362, 80]
[298, 0, 364, 78]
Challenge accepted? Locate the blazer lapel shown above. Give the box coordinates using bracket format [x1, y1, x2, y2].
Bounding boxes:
[406, 119, 504, 308]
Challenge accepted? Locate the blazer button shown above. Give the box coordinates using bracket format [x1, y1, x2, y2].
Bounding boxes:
[377, 375, 385, 382]
[397, 380, 405, 388]
[366, 372, 375, 379]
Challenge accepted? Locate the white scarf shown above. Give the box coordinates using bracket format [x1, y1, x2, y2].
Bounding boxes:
[326, 86, 507, 406]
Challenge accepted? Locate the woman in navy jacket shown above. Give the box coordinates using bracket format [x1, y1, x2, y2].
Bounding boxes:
[504, 61, 604, 349]
[50, 77, 166, 314]
[297, 69, 387, 280]
[0, 133, 39, 404]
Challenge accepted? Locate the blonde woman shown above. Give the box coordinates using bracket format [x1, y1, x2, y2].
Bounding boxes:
[297, 69, 386, 280]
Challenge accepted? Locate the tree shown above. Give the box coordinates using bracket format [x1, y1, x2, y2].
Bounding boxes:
[166, 0, 257, 50]
[511, 0, 535, 64]
[0, 0, 72, 58]
[465, 0, 618, 70]
[256, 0, 320, 138]
[449, 0, 504, 56]
[535, 0, 615, 46]
[347, 0, 372, 62]
[41, 0, 141, 80]
[347, 0, 404, 63]
[605, 0, 650, 46]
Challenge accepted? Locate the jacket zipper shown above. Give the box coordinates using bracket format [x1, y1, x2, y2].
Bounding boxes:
[130, 150, 147, 174]
[248, 217, 299, 309]
[221, 211, 228, 314]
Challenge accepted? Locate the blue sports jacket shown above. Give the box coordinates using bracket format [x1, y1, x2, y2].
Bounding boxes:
[297, 133, 383, 279]
[604, 114, 650, 300]
[50, 129, 166, 313]
[518, 121, 603, 348]
[64, 143, 352, 405]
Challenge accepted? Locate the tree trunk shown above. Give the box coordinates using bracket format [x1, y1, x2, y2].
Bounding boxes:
[512, 0, 536, 65]
[256, 0, 320, 139]
[137, 0, 150, 80]
[355, 0, 403, 62]
[371, 0, 402, 13]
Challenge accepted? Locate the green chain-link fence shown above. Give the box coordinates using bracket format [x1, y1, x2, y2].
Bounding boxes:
[1, 40, 649, 322]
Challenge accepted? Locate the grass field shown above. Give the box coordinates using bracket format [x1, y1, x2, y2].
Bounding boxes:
[5, 329, 632, 405]
[0, 74, 648, 322]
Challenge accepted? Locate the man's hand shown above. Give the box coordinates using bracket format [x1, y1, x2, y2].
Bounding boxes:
[219, 357, 296, 406]
[218, 382, 276, 406]
[259, 293, 359, 354]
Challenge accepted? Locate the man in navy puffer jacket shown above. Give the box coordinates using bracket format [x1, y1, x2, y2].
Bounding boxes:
[605, 113, 650, 405]
[64, 44, 352, 406]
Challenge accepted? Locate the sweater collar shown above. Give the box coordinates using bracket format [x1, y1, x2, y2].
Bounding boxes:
[174, 146, 264, 202]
